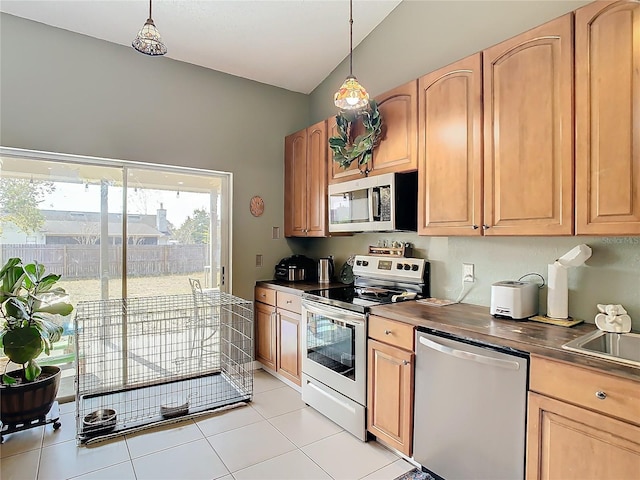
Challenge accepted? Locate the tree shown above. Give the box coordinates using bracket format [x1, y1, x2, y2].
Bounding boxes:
[0, 179, 55, 236]
[173, 209, 210, 244]
[73, 223, 99, 245]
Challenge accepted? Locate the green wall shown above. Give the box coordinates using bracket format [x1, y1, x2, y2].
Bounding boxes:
[0, 13, 308, 300]
[2, 3, 638, 329]
[304, 0, 640, 329]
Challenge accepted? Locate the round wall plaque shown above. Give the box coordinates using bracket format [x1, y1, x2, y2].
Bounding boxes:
[250, 196, 265, 217]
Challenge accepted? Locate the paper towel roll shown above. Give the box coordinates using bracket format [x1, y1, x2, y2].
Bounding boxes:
[547, 262, 568, 319]
[557, 244, 592, 268]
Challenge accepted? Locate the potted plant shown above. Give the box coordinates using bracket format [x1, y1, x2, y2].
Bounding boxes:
[0, 257, 74, 426]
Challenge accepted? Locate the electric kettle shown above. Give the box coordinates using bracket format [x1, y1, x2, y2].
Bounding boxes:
[318, 256, 335, 283]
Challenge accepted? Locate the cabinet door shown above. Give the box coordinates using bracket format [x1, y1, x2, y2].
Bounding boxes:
[277, 309, 302, 386]
[305, 120, 328, 237]
[367, 339, 414, 456]
[576, 0, 640, 235]
[483, 14, 574, 235]
[371, 80, 418, 175]
[255, 302, 276, 370]
[527, 392, 640, 480]
[418, 54, 483, 236]
[284, 128, 308, 237]
[327, 114, 363, 184]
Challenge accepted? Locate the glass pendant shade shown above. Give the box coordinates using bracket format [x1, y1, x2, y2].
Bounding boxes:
[132, 1, 167, 56]
[132, 18, 167, 56]
[334, 75, 369, 110]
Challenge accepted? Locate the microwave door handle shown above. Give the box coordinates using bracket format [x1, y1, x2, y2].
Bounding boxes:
[371, 188, 379, 221]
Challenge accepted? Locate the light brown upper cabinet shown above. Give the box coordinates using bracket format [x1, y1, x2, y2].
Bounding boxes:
[284, 120, 328, 237]
[418, 54, 483, 236]
[327, 114, 362, 183]
[371, 80, 418, 175]
[575, 0, 640, 235]
[483, 14, 574, 235]
[328, 80, 418, 184]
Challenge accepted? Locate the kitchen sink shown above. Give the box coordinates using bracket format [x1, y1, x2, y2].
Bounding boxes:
[562, 330, 640, 367]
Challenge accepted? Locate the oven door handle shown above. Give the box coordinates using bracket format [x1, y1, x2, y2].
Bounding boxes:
[302, 301, 365, 327]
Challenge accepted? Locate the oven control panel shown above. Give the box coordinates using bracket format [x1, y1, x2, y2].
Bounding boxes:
[352, 255, 426, 281]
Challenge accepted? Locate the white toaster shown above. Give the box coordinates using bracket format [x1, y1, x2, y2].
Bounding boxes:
[490, 281, 538, 320]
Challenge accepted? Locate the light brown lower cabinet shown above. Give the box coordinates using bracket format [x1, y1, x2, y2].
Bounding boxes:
[276, 308, 302, 385]
[527, 355, 640, 479]
[254, 301, 276, 371]
[254, 286, 302, 386]
[527, 392, 640, 479]
[367, 316, 415, 456]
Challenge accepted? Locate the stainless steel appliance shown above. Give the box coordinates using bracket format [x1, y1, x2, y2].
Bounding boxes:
[414, 330, 529, 480]
[301, 254, 430, 441]
[328, 171, 418, 233]
[317, 256, 335, 283]
[274, 255, 317, 282]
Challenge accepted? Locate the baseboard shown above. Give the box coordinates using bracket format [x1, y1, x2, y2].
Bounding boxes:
[254, 363, 302, 393]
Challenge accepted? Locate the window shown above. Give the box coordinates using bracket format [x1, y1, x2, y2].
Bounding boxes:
[0, 147, 232, 399]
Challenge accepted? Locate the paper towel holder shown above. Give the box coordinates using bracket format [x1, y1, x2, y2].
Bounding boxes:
[547, 244, 592, 319]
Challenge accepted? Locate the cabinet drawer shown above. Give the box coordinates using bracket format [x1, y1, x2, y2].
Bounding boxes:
[255, 286, 276, 306]
[369, 315, 414, 351]
[530, 355, 640, 425]
[276, 291, 301, 313]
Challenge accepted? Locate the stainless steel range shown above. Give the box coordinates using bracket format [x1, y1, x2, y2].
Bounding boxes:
[301, 254, 430, 441]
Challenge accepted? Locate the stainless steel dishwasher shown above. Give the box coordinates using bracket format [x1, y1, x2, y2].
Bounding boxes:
[413, 329, 529, 480]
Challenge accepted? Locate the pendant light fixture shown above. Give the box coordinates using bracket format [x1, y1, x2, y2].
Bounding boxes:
[132, 0, 167, 56]
[334, 0, 369, 111]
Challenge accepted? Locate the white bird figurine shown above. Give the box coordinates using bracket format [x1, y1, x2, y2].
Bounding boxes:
[595, 304, 632, 333]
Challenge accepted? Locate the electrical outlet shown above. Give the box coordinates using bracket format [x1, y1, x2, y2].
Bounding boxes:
[463, 263, 474, 282]
[256, 254, 263, 267]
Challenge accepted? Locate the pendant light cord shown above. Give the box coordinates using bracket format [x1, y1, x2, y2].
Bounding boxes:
[349, 0, 354, 76]
[149, 0, 152, 20]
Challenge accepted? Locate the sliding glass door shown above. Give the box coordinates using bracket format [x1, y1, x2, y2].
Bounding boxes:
[0, 147, 231, 399]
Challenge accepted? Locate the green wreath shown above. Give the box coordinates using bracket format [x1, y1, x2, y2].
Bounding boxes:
[328, 100, 383, 173]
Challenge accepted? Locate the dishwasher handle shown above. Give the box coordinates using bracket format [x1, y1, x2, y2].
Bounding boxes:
[418, 335, 521, 371]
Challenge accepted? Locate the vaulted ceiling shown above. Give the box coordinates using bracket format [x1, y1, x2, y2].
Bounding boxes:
[0, 0, 402, 94]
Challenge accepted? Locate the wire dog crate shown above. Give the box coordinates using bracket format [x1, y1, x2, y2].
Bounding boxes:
[74, 292, 253, 444]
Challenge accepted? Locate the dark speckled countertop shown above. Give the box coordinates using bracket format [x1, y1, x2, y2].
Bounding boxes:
[255, 280, 639, 383]
[256, 279, 348, 294]
[370, 301, 640, 383]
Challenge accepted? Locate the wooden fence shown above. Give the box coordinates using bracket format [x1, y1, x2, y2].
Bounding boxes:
[0, 244, 210, 279]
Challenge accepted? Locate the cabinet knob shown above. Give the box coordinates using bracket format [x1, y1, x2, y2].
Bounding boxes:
[286, 300, 292, 304]
[595, 391, 607, 400]
[472, 225, 479, 230]
[482, 224, 490, 230]
[402, 360, 410, 366]
[384, 330, 392, 335]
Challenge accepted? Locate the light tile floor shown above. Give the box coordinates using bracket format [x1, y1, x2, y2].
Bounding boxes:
[1, 370, 416, 480]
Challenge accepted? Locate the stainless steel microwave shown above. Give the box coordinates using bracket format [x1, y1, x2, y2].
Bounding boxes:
[328, 171, 418, 233]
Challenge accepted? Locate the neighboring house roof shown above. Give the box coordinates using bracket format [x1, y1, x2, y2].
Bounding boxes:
[39, 210, 166, 237]
[42, 220, 162, 237]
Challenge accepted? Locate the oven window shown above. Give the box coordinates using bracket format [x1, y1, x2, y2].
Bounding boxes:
[306, 312, 357, 381]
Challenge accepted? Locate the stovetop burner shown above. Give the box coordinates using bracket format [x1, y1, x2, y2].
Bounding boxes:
[301, 255, 430, 314]
[303, 285, 421, 314]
